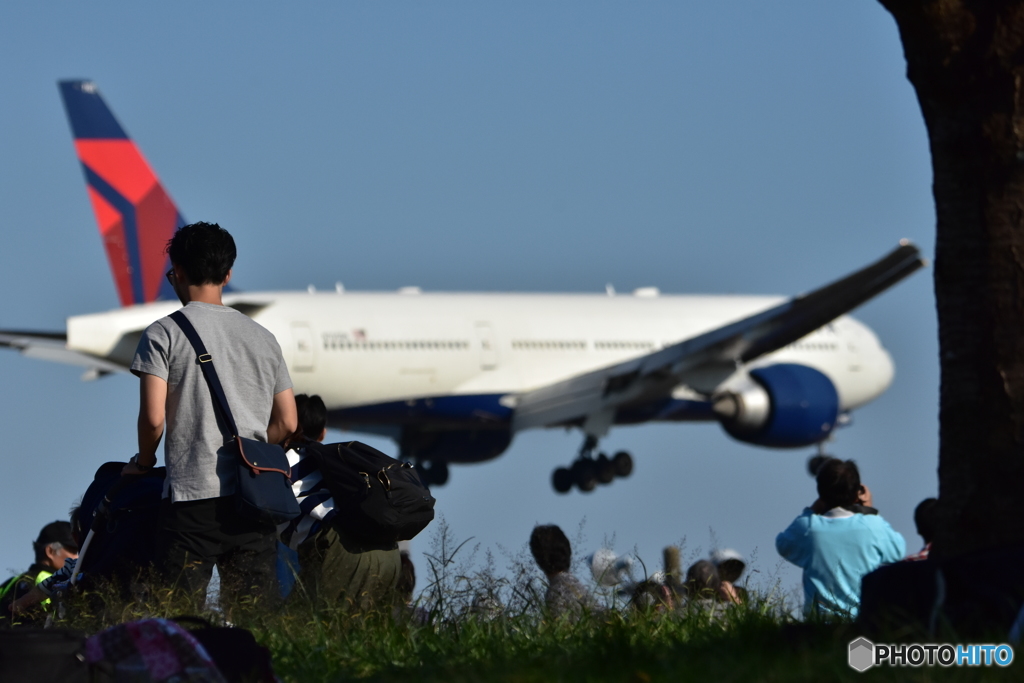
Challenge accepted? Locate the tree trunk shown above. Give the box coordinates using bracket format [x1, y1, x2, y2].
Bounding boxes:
[878, 0, 1024, 559]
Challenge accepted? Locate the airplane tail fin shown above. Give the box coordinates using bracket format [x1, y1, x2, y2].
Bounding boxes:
[59, 80, 184, 306]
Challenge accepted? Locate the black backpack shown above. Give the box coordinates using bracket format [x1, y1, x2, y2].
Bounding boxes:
[76, 462, 165, 588]
[173, 616, 279, 683]
[0, 629, 90, 683]
[305, 441, 435, 543]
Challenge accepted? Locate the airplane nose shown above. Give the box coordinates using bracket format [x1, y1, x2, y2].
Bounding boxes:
[837, 317, 899, 411]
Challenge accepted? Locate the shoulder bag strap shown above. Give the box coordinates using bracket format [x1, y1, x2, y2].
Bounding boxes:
[169, 310, 288, 476]
[169, 310, 240, 437]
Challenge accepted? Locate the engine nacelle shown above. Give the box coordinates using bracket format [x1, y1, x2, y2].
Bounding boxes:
[712, 364, 839, 448]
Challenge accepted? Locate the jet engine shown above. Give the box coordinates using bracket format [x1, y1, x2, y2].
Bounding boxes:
[711, 363, 839, 448]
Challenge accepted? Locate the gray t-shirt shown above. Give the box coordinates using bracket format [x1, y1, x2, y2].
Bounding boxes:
[131, 301, 293, 502]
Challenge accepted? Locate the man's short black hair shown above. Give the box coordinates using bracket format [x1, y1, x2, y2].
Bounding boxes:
[914, 497, 939, 544]
[294, 394, 327, 442]
[530, 524, 572, 575]
[816, 458, 861, 509]
[166, 222, 236, 285]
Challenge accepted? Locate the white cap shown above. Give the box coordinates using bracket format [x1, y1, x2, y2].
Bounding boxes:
[588, 548, 634, 586]
[710, 548, 744, 565]
[710, 548, 746, 582]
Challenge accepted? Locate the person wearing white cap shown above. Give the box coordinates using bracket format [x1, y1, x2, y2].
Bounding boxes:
[710, 548, 745, 604]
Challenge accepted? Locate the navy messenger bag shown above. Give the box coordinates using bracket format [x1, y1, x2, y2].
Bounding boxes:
[170, 311, 300, 526]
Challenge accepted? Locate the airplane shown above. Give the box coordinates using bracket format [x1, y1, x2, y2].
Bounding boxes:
[0, 80, 925, 493]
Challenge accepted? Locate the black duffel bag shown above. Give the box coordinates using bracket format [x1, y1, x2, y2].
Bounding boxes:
[0, 629, 90, 683]
[306, 441, 435, 543]
[173, 616, 279, 683]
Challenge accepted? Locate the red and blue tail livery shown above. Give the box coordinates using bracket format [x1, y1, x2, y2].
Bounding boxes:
[59, 80, 184, 306]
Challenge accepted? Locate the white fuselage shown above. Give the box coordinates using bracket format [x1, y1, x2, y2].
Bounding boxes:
[64, 289, 895, 428]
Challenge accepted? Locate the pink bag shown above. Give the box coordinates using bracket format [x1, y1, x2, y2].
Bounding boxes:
[85, 618, 226, 683]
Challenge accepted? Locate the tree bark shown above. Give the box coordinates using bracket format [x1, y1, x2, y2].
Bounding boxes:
[878, 0, 1024, 558]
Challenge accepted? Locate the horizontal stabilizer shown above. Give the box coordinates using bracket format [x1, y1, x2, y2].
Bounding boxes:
[511, 242, 925, 432]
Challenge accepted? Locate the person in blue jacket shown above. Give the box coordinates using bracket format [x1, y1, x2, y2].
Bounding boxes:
[776, 458, 905, 618]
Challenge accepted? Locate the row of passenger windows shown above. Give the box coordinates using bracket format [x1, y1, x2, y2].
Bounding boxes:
[320, 335, 659, 352]
[319, 335, 840, 353]
[785, 342, 839, 351]
[594, 340, 656, 350]
[319, 339, 839, 353]
[322, 337, 470, 351]
[511, 340, 587, 350]
[511, 340, 656, 351]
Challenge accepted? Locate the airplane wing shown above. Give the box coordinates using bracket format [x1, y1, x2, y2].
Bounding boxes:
[511, 241, 926, 432]
[0, 330, 128, 380]
[0, 302, 266, 381]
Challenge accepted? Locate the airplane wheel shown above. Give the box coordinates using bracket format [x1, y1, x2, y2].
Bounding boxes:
[596, 453, 615, 484]
[573, 460, 598, 492]
[612, 451, 633, 477]
[552, 467, 573, 493]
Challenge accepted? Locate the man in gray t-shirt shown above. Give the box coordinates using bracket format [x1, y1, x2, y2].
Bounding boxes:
[125, 222, 297, 604]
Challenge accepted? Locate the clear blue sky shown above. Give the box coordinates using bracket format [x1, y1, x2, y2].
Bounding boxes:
[0, 2, 935, 602]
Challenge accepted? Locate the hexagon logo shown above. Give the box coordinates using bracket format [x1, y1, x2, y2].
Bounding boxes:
[848, 637, 875, 672]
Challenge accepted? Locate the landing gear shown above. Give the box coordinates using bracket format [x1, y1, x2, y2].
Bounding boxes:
[552, 467, 573, 493]
[612, 450, 633, 477]
[572, 459, 598, 492]
[552, 436, 634, 494]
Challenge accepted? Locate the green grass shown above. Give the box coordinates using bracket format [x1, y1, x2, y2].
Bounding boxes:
[240, 605, 1016, 682]
[45, 521, 1020, 682]
[51, 576, 1018, 682]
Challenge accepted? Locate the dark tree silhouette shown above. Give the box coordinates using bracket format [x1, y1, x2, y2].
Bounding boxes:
[878, 1, 1024, 558]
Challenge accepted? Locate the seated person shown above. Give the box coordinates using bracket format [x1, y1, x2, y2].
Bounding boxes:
[776, 459, 905, 618]
[1, 521, 79, 621]
[905, 497, 938, 561]
[530, 524, 598, 619]
[626, 548, 677, 613]
[281, 394, 400, 612]
[8, 554, 80, 617]
[710, 548, 746, 604]
[683, 559, 723, 613]
[397, 551, 415, 604]
[631, 578, 675, 612]
[588, 548, 634, 590]
[394, 551, 430, 625]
